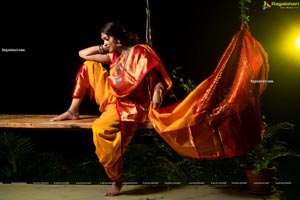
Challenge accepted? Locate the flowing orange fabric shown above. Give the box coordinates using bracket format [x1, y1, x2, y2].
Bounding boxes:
[148, 26, 269, 160]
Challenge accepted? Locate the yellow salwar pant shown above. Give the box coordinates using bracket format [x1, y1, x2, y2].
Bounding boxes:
[76, 61, 127, 182]
[92, 103, 123, 182]
[75, 58, 160, 182]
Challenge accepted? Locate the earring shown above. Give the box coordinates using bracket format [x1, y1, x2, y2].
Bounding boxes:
[117, 39, 122, 46]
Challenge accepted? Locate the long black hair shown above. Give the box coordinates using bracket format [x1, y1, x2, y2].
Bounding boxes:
[101, 21, 140, 46]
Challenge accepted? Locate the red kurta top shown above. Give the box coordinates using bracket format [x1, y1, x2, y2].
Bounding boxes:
[108, 44, 172, 123]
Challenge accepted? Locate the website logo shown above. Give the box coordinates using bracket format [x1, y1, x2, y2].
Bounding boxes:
[263, 1, 272, 10]
[263, 1, 299, 10]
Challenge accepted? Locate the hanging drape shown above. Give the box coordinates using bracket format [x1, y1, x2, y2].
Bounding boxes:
[148, 25, 269, 160]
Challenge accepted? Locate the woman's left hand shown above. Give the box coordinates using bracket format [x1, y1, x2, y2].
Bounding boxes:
[152, 88, 163, 108]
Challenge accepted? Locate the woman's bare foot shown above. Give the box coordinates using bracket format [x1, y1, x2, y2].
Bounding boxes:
[50, 110, 80, 121]
[104, 181, 123, 197]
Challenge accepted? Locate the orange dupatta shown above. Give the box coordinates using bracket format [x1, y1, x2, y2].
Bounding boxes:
[148, 26, 269, 160]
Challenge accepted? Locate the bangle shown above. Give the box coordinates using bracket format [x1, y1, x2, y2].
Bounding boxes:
[154, 86, 164, 96]
[67, 110, 79, 116]
[98, 44, 104, 54]
[154, 84, 164, 92]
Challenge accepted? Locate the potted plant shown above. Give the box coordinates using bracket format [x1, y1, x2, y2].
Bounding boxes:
[239, 121, 299, 194]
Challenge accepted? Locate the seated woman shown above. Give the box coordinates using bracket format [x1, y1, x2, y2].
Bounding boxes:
[51, 20, 172, 197]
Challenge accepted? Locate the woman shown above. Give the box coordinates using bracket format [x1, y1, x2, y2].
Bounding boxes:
[51, 21, 172, 196]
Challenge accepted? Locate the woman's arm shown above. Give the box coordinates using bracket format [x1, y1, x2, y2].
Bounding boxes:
[149, 69, 167, 108]
[152, 81, 164, 108]
[78, 45, 111, 64]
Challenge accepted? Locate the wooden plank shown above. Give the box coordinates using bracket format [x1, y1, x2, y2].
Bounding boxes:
[0, 114, 97, 129]
[0, 114, 154, 129]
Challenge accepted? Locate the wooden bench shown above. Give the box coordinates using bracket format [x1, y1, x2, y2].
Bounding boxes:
[0, 114, 154, 130]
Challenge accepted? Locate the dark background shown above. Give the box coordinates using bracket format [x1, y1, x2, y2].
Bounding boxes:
[0, 0, 299, 197]
[1, 0, 299, 128]
[1, 1, 299, 155]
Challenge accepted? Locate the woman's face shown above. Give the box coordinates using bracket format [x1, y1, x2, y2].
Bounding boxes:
[101, 32, 118, 53]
